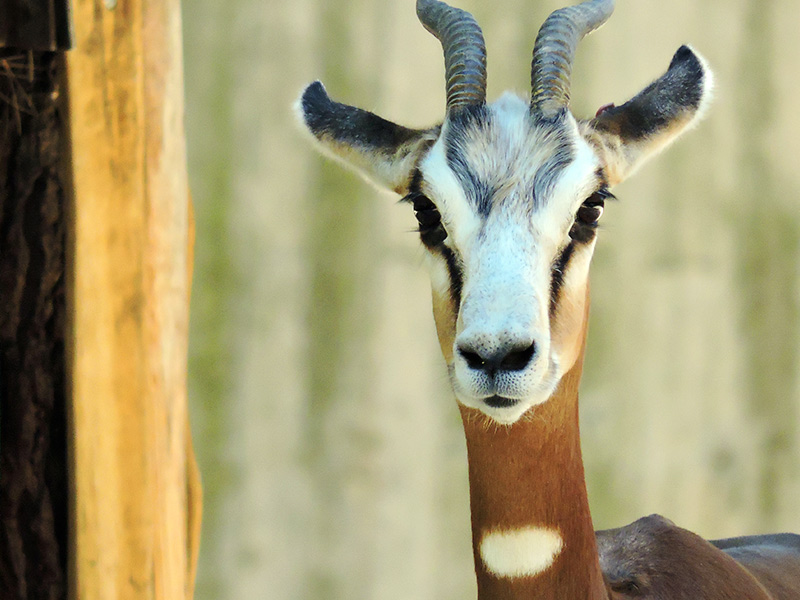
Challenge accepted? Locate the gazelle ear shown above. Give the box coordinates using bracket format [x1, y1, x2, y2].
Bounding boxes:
[296, 81, 438, 194]
[581, 45, 713, 186]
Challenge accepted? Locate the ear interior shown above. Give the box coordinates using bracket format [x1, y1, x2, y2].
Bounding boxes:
[296, 81, 437, 194]
[582, 45, 713, 186]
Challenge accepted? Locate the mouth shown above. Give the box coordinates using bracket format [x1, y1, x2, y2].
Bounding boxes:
[483, 395, 519, 409]
[447, 357, 561, 423]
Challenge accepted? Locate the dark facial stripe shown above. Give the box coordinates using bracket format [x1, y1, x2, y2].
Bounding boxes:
[532, 132, 575, 206]
[448, 155, 494, 217]
[403, 169, 462, 307]
[550, 242, 574, 315]
[443, 106, 495, 217]
[407, 168, 424, 195]
[440, 245, 463, 310]
[444, 108, 577, 217]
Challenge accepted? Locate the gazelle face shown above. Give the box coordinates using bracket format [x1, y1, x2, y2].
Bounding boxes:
[298, 0, 712, 424]
[416, 95, 606, 423]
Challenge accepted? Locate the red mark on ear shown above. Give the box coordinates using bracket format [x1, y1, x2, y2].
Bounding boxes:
[595, 103, 615, 117]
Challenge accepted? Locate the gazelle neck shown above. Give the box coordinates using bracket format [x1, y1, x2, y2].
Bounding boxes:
[458, 315, 609, 599]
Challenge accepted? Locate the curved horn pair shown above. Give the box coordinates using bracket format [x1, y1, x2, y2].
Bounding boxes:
[416, 0, 487, 112]
[418, 0, 614, 118]
[531, 0, 615, 117]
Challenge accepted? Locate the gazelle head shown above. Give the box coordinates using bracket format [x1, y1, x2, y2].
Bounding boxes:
[298, 0, 712, 424]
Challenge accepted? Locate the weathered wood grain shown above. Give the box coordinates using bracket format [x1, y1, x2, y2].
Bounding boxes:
[65, 0, 200, 598]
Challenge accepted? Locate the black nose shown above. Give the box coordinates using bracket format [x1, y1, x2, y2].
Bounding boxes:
[459, 342, 536, 375]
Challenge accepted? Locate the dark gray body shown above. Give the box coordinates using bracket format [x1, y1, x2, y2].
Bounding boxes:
[598, 515, 800, 599]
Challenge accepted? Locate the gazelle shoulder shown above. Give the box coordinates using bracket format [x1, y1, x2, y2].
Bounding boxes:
[711, 533, 800, 600]
[597, 515, 776, 599]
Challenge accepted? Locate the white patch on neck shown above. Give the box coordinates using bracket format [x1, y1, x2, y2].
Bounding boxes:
[480, 526, 563, 579]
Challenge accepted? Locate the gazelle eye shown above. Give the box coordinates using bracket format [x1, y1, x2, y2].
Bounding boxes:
[406, 192, 448, 247]
[569, 189, 613, 242]
[576, 201, 603, 225]
[415, 207, 441, 227]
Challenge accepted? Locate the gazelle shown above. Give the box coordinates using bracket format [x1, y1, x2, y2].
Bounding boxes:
[297, 0, 800, 597]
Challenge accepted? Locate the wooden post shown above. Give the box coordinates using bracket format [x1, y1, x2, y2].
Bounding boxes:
[1, 2, 72, 598]
[65, 0, 201, 598]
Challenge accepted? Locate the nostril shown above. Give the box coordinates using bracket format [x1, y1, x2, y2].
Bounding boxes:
[499, 342, 536, 372]
[460, 348, 487, 371]
[458, 341, 536, 373]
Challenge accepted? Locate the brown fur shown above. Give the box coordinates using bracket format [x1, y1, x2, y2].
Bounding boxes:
[448, 289, 800, 599]
[300, 13, 796, 597]
[431, 288, 457, 363]
[457, 290, 609, 599]
[597, 515, 796, 600]
[713, 535, 800, 600]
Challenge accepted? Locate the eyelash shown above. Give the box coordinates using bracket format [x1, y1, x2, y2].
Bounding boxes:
[404, 192, 448, 247]
[403, 187, 614, 247]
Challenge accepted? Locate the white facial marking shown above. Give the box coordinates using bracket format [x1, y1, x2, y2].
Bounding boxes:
[480, 527, 563, 579]
[548, 122, 603, 224]
[419, 95, 603, 424]
[426, 251, 452, 299]
[420, 131, 482, 255]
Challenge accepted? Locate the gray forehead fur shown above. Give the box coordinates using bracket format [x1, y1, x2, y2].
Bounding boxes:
[443, 103, 576, 218]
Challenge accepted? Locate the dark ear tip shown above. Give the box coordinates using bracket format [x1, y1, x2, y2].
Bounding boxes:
[303, 80, 330, 105]
[301, 81, 331, 116]
[671, 45, 695, 64]
[669, 45, 704, 79]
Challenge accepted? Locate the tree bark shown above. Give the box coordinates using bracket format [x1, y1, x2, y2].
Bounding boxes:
[0, 0, 71, 51]
[0, 48, 68, 600]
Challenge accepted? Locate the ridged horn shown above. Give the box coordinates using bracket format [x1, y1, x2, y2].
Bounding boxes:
[531, 0, 614, 117]
[417, 0, 487, 113]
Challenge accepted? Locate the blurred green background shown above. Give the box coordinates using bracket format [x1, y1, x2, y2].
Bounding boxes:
[182, 0, 800, 598]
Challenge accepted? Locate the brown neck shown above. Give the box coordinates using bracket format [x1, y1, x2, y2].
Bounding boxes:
[459, 348, 609, 599]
